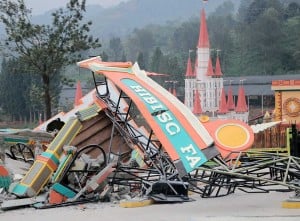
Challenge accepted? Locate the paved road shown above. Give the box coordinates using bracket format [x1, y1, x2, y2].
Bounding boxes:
[1, 190, 300, 221]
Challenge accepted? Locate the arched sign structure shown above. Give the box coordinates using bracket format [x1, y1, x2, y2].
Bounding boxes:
[77, 57, 220, 175]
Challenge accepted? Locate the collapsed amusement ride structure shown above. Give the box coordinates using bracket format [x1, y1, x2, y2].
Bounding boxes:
[0, 8, 300, 210]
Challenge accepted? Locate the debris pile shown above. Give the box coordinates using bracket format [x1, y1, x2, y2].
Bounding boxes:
[0, 58, 299, 211]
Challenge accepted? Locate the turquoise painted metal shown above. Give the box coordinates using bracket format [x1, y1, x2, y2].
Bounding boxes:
[122, 78, 208, 173]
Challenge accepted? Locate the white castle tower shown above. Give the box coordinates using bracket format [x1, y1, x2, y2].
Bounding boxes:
[184, 8, 249, 123]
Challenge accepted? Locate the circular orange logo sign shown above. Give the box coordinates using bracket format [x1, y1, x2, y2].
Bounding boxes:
[283, 97, 300, 117]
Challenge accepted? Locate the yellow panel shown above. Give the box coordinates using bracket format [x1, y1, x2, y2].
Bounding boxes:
[22, 161, 44, 185]
[216, 124, 249, 149]
[48, 117, 82, 153]
[31, 164, 52, 194]
[120, 199, 154, 208]
[282, 200, 300, 209]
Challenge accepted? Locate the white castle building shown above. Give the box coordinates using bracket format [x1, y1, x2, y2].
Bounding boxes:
[184, 9, 249, 123]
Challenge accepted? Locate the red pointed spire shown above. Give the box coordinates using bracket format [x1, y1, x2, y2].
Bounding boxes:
[227, 85, 235, 111]
[206, 57, 214, 76]
[193, 90, 202, 114]
[172, 87, 177, 97]
[235, 85, 248, 113]
[197, 9, 210, 48]
[215, 56, 223, 76]
[185, 56, 193, 77]
[74, 80, 83, 107]
[218, 88, 228, 114]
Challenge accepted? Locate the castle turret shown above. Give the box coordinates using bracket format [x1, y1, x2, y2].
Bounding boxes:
[213, 55, 224, 112]
[215, 56, 223, 77]
[184, 55, 195, 108]
[197, 9, 210, 48]
[235, 85, 248, 113]
[196, 9, 210, 82]
[206, 57, 214, 77]
[184, 7, 235, 120]
[218, 88, 228, 114]
[235, 84, 249, 123]
[185, 55, 193, 78]
[193, 89, 202, 115]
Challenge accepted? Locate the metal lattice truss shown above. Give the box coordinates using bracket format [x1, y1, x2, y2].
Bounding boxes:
[189, 152, 300, 197]
[92, 76, 188, 200]
[91, 71, 300, 200]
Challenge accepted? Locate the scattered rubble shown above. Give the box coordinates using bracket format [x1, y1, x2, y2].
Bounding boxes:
[0, 59, 299, 211]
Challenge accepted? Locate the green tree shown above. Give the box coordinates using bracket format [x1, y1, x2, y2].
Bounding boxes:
[150, 47, 163, 73]
[121, 52, 127, 62]
[0, 58, 30, 121]
[208, 2, 236, 75]
[232, 0, 287, 75]
[159, 55, 183, 83]
[0, 0, 100, 119]
[137, 51, 146, 69]
[283, 15, 300, 70]
[246, 8, 285, 75]
[169, 19, 199, 54]
[109, 37, 124, 61]
[244, 0, 283, 24]
[213, 0, 235, 17]
[284, 2, 300, 19]
[100, 51, 109, 61]
[125, 28, 155, 64]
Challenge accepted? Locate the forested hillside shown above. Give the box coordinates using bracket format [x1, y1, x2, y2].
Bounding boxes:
[87, 0, 241, 39]
[89, 0, 300, 96]
[97, 0, 300, 78]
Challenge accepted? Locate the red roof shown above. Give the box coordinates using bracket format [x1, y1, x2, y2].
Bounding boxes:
[185, 56, 193, 77]
[206, 57, 214, 76]
[172, 88, 177, 97]
[193, 90, 202, 114]
[215, 56, 223, 76]
[197, 9, 210, 48]
[218, 88, 228, 114]
[227, 85, 235, 110]
[235, 85, 248, 113]
[74, 80, 83, 107]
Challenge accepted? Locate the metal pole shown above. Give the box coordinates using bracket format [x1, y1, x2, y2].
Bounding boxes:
[261, 94, 264, 114]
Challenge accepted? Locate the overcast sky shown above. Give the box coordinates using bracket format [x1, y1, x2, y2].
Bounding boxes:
[24, 0, 129, 15]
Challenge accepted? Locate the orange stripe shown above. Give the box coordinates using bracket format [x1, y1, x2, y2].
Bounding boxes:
[79, 59, 209, 158]
[0, 165, 9, 176]
[104, 73, 179, 160]
[107, 73, 208, 149]
[92, 92, 107, 108]
[77, 57, 132, 69]
[36, 155, 58, 171]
